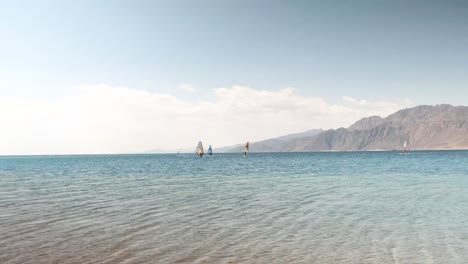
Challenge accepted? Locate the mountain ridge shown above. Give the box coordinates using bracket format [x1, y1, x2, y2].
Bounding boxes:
[218, 104, 468, 152]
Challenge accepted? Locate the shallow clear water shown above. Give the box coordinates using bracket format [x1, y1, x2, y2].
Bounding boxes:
[1, 151, 468, 263]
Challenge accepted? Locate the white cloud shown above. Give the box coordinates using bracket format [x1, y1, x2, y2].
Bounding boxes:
[0, 85, 413, 155]
[341, 96, 413, 117]
[177, 83, 197, 92]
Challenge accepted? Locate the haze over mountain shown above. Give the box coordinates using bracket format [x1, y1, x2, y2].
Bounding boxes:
[219, 105, 468, 152]
[215, 129, 323, 153]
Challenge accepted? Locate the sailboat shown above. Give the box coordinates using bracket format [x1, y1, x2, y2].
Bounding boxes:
[196, 141, 204, 158]
[243, 142, 249, 158]
[401, 140, 409, 154]
[208, 145, 213, 156]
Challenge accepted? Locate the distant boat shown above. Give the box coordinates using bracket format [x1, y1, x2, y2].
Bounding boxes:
[177, 148, 180, 155]
[208, 145, 213, 156]
[402, 140, 409, 154]
[243, 141, 249, 158]
[196, 141, 204, 158]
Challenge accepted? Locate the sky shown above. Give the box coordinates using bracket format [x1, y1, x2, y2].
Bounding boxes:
[0, 0, 467, 154]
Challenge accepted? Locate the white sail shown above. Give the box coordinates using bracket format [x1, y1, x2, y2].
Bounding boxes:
[401, 140, 409, 153]
[196, 141, 204, 157]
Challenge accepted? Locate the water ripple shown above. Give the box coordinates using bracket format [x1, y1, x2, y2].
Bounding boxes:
[0, 152, 468, 263]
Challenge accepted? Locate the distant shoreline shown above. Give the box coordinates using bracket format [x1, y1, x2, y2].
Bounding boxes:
[216, 148, 468, 153]
[2, 148, 468, 157]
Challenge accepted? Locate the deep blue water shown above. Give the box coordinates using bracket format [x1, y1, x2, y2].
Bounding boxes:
[1, 151, 468, 263]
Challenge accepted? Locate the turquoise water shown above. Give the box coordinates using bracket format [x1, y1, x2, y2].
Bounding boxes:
[1, 151, 468, 263]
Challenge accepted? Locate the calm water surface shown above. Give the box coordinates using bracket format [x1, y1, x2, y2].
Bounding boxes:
[1, 151, 468, 263]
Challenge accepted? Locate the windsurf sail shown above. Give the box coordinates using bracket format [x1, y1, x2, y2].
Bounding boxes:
[243, 141, 249, 157]
[402, 140, 409, 153]
[196, 141, 204, 157]
[208, 145, 213, 156]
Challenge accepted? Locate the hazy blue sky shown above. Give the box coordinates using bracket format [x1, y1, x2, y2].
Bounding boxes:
[1, 0, 467, 103]
[0, 0, 467, 154]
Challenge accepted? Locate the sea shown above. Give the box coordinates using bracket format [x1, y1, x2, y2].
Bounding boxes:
[1, 151, 468, 264]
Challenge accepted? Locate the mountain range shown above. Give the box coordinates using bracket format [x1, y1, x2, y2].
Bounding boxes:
[217, 104, 468, 152]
